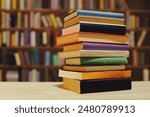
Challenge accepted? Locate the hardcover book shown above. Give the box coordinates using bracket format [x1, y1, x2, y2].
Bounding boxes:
[65, 57, 128, 65]
[64, 10, 124, 22]
[63, 65, 126, 72]
[59, 50, 129, 59]
[57, 32, 128, 46]
[59, 69, 131, 80]
[64, 16, 124, 28]
[63, 42, 128, 51]
[63, 78, 131, 94]
[62, 23, 126, 35]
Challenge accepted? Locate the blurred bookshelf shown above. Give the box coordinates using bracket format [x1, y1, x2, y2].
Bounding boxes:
[0, 0, 150, 81]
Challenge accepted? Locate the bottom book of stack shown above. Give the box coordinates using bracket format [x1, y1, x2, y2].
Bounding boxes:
[63, 78, 131, 94]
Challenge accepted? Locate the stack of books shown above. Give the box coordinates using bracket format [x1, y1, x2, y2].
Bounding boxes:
[57, 10, 131, 94]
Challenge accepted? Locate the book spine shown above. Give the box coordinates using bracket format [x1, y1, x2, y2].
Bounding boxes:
[80, 23, 126, 35]
[83, 43, 128, 50]
[77, 10, 124, 19]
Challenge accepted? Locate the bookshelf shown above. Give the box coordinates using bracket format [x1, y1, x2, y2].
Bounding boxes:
[0, 0, 149, 81]
[0, 0, 66, 81]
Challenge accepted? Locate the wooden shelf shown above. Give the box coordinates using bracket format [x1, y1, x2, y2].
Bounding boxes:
[0, 65, 61, 70]
[0, 46, 63, 51]
[129, 46, 150, 50]
[0, 27, 62, 31]
[0, 9, 69, 13]
[127, 65, 150, 69]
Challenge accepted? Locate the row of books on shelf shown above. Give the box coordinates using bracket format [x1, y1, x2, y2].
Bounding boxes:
[0, 49, 59, 66]
[0, 30, 60, 47]
[0, 0, 67, 9]
[129, 49, 150, 66]
[0, 69, 59, 82]
[126, 15, 150, 29]
[0, 0, 123, 10]
[0, 12, 63, 29]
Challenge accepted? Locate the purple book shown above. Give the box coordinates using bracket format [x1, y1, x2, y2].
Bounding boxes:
[64, 42, 128, 51]
[83, 42, 128, 50]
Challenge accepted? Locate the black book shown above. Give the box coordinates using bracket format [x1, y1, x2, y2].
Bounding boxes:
[63, 23, 126, 35]
[63, 78, 131, 94]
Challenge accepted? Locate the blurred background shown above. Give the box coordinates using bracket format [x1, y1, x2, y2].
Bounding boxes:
[0, 0, 149, 82]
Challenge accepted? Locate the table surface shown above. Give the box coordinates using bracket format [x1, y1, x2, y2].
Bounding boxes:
[0, 81, 149, 100]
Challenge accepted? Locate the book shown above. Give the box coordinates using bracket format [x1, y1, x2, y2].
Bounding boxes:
[59, 50, 129, 59]
[63, 65, 126, 72]
[45, 51, 51, 66]
[137, 30, 147, 47]
[63, 42, 128, 51]
[50, 14, 58, 28]
[63, 78, 131, 94]
[65, 57, 128, 65]
[14, 52, 21, 66]
[143, 68, 149, 81]
[57, 32, 128, 46]
[62, 23, 126, 35]
[59, 69, 131, 80]
[6, 71, 19, 82]
[64, 16, 124, 28]
[52, 54, 59, 66]
[64, 10, 124, 22]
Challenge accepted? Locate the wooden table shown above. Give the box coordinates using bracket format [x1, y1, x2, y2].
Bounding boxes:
[0, 81, 149, 100]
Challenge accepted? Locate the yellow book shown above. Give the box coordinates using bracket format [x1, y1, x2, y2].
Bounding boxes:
[63, 65, 126, 72]
[100, 0, 104, 10]
[12, 0, 17, 9]
[17, 12, 21, 28]
[1, 0, 5, 9]
[64, 16, 124, 28]
[50, 14, 58, 28]
[42, 32, 48, 45]
[131, 15, 136, 28]
[14, 52, 21, 66]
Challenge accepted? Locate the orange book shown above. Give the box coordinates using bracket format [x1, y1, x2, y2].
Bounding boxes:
[56, 32, 128, 46]
[64, 16, 124, 28]
[59, 69, 131, 80]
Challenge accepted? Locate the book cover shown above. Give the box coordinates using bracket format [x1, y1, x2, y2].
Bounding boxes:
[63, 42, 128, 51]
[65, 57, 128, 65]
[63, 78, 131, 94]
[57, 32, 128, 46]
[63, 65, 126, 72]
[64, 10, 124, 22]
[59, 69, 131, 80]
[64, 16, 124, 28]
[59, 50, 129, 59]
[62, 23, 126, 35]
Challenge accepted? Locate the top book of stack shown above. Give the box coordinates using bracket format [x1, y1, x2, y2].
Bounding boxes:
[62, 10, 126, 35]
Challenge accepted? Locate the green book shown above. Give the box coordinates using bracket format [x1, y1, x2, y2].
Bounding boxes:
[65, 57, 128, 65]
[52, 54, 59, 66]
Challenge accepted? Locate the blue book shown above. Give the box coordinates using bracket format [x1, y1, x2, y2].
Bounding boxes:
[64, 10, 124, 22]
[32, 48, 40, 65]
[45, 51, 51, 66]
